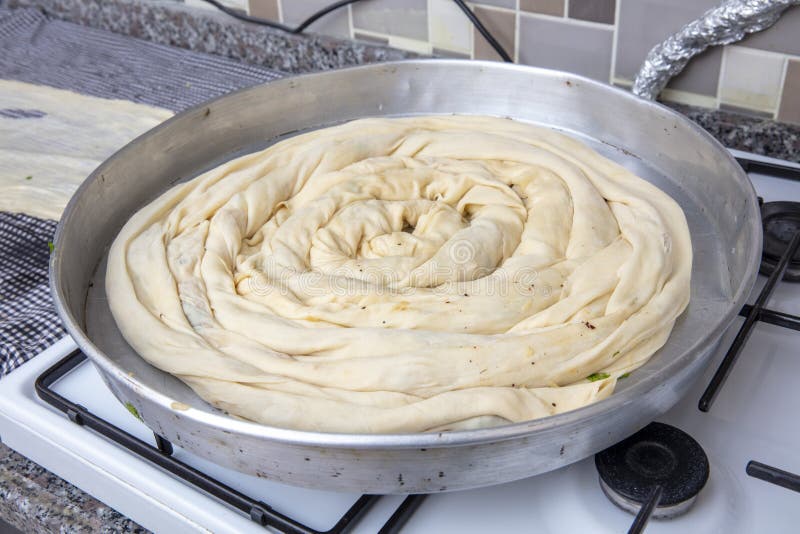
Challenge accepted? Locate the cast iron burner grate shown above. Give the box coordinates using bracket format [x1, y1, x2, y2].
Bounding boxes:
[595, 423, 709, 532]
[33, 156, 800, 533]
[591, 156, 800, 533]
[695, 160, 800, 506]
[760, 201, 800, 281]
[34, 350, 425, 534]
[700, 158, 800, 415]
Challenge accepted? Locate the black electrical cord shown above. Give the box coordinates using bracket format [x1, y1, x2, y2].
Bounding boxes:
[451, 0, 513, 62]
[197, 0, 365, 34]
[198, 0, 513, 62]
[292, 0, 364, 33]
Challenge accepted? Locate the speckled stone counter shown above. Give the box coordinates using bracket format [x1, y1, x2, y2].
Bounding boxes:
[2, 0, 415, 74]
[0, 1, 799, 532]
[668, 102, 800, 162]
[0, 443, 145, 532]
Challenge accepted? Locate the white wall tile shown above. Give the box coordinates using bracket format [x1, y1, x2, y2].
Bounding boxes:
[518, 13, 613, 81]
[352, 0, 429, 41]
[185, 0, 247, 10]
[719, 46, 786, 113]
[387, 34, 433, 54]
[281, 0, 351, 38]
[184, 0, 215, 10]
[430, 0, 471, 52]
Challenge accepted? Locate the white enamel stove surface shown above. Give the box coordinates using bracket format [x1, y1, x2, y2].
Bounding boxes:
[0, 149, 798, 534]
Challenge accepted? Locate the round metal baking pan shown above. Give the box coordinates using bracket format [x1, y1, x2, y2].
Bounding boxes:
[50, 60, 761, 493]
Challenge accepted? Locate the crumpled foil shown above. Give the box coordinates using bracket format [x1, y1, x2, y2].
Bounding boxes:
[633, 0, 800, 100]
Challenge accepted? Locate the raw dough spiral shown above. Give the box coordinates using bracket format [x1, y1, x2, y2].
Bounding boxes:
[106, 115, 691, 433]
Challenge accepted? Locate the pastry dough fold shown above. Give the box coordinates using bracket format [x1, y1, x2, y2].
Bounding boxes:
[107, 116, 691, 433]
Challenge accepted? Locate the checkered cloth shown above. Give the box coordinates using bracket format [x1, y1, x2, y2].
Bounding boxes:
[0, 7, 283, 113]
[0, 212, 62, 374]
[0, 7, 283, 374]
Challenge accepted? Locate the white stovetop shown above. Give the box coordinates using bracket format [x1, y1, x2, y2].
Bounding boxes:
[1, 150, 798, 534]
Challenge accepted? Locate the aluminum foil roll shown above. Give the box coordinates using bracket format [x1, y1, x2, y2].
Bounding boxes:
[633, 0, 800, 101]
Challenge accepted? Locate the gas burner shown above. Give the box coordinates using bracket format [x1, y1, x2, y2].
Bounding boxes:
[595, 422, 709, 520]
[761, 201, 800, 282]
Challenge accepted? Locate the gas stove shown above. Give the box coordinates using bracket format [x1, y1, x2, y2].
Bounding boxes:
[0, 149, 798, 534]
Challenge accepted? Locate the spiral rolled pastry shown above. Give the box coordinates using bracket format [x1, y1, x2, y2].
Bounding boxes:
[106, 115, 691, 433]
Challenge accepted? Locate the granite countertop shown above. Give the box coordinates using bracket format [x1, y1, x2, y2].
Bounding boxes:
[0, 1, 798, 533]
[0, 443, 147, 533]
[3, 0, 415, 74]
[668, 102, 800, 162]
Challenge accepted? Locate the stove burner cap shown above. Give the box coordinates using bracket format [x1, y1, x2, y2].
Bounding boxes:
[761, 201, 800, 282]
[595, 422, 709, 520]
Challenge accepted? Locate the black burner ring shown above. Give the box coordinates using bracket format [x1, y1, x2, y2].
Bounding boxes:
[760, 201, 800, 282]
[595, 422, 709, 519]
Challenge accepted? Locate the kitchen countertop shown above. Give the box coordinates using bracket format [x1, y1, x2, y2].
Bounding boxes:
[3, 0, 415, 74]
[0, 443, 146, 533]
[668, 102, 800, 163]
[0, 1, 798, 532]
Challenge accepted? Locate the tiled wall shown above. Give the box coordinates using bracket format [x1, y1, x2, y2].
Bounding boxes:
[186, 0, 800, 123]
